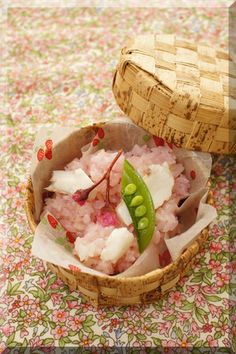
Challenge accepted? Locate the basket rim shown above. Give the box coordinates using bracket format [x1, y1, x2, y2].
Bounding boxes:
[25, 177, 212, 284]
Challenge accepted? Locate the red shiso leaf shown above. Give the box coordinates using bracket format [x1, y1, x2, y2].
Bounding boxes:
[190, 170, 196, 180]
[45, 149, 52, 160]
[37, 148, 44, 161]
[159, 249, 172, 267]
[66, 231, 76, 244]
[47, 214, 58, 229]
[97, 127, 105, 139]
[45, 139, 53, 149]
[92, 138, 99, 147]
[153, 136, 165, 147]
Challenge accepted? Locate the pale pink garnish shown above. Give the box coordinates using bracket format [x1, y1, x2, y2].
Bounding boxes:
[97, 211, 120, 227]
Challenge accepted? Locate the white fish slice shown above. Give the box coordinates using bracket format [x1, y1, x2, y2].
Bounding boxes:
[46, 168, 94, 195]
[101, 228, 134, 263]
[143, 162, 174, 209]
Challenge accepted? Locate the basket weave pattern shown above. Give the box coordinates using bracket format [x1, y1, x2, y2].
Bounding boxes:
[25, 179, 213, 307]
[112, 34, 236, 154]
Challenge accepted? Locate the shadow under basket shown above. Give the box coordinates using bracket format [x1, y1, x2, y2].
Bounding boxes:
[25, 179, 213, 307]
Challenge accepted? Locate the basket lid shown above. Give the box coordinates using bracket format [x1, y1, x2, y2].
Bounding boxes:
[112, 34, 236, 154]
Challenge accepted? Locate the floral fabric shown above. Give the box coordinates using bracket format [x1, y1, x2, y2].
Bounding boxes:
[1, 4, 235, 352]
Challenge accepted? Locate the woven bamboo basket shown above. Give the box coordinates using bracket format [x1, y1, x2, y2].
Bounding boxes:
[112, 34, 236, 154]
[25, 151, 213, 308]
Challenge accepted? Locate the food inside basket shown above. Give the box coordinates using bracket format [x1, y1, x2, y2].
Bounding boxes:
[42, 134, 191, 275]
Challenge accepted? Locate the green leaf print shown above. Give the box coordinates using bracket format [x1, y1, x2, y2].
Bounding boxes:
[7, 281, 24, 296]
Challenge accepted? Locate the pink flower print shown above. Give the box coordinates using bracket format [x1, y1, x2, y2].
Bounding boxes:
[0, 307, 5, 319]
[210, 224, 223, 237]
[158, 321, 171, 335]
[24, 309, 39, 323]
[37, 277, 48, 289]
[68, 315, 86, 331]
[30, 336, 43, 347]
[191, 321, 201, 336]
[126, 323, 140, 335]
[67, 300, 79, 309]
[52, 310, 67, 323]
[208, 304, 222, 318]
[222, 298, 230, 310]
[123, 306, 144, 322]
[51, 293, 63, 306]
[51, 278, 64, 290]
[139, 323, 151, 336]
[186, 284, 199, 296]
[19, 295, 33, 310]
[219, 323, 230, 335]
[202, 324, 213, 333]
[222, 338, 231, 347]
[177, 312, 191, 326]
[162, 339, 177, 347]
[81, 335, 92, 346]
[202, 284, 218, 294]
[179, 336, 192, 348]
[110, 318, 120, 329]
[11, 198, 24, 209]
[4, 254, 15, 265]
[51, 325, 68, 339]
[215, 272, 230, 287]
[168, 291, 185, 307]
[20, 329, 29, 338]
[208, 260, 222, 274]
[133, 340, 152, 347]
[210, 242, 222, 253]
[225, 260, 236, 273]
[161, 307, 174, 317]
[207, 335, 218, 346]
[1, 323, 14, 336]
[195, 292, 206, 307]
[36, 312, 45, 325]
[95, 310, 107, 326]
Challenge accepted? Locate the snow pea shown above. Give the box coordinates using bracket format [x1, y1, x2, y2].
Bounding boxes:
[121, 159, 155, 253]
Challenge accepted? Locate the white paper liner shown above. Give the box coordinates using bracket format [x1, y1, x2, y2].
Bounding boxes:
[30, 118, 217, 277]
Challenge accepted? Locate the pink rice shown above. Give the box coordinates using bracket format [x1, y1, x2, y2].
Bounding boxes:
[43, 143, 190, 275]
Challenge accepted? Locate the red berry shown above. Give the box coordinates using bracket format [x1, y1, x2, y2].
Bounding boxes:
[167, 142, 173, 149]
[97, 128, 105, 139]
[190, 170, 196, 180]
[153, 136, 165, 147]
[37, 148, 44, 161]
[66, 231, 76, 244]
[45, 149, 52, 160]
[159, 249, 172, 267]
[45, 139, 53, 149]
[47, 214, 58, 229]
[92, 138, 99, 147]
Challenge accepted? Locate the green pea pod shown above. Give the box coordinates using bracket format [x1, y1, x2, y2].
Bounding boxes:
[121, 159, 155, 253]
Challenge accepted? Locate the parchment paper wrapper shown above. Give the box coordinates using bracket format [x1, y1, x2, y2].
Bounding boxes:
[31, 118, 217, 277]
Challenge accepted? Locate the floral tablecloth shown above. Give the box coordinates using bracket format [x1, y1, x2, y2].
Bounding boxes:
[1, 3, 235, 352]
